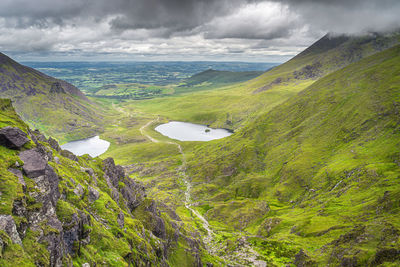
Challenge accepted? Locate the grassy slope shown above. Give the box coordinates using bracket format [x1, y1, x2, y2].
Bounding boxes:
[125, 32, 400, 132]
[185, 44, 400, 265]
[0, 53, 104, 143]
[0, 98, 218, 266]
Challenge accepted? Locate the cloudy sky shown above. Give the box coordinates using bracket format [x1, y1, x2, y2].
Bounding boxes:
[1, 0, 399, 62]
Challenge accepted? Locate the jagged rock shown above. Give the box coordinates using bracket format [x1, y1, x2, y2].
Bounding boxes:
[81, 167, 97, 185]
[103, 157, 146, 211]
[88, 186, 100, 202]
[294, 249, 315, 267]
[8, 168, 26, 189]
[61, 149, 79, 162]
[371, 248, 400, 265]
[35, 143, 53, 161]
[29, 129, 47, 143]
[0, 126, 29, 149]
[74, 184, 84, 197]
[0, 215, 22, 246]
[117, 211, 125, 229]
[48, 137, 61, 152]
[144, 200, 166, 239]
[19, 149, 47, 178]
[50, 82, 66, 94]
[62, 211, 91, 255]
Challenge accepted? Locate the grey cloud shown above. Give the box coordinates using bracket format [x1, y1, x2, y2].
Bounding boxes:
[270, 0, 400, 34]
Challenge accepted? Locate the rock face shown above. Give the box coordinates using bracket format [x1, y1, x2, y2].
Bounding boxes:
[0, 126, 29, 149]
[0, 215, 22, 245]
[0, 124, 204, 266]
[48, 137, 61, 152]
[88, 186, 100, 202]
[103, 157, 146, 211]
[60, 149, 79, 162]
[50, 82, 66, 94]
[19, 149, 47, 178]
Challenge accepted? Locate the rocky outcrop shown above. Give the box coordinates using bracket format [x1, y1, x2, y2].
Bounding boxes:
[60, 149, 79, 162]
[103, 157, 146, 211]
[0, 215, 22, 245]
[88, 186, 100, 202]
[0, 126, 29, 149]
[0, 123, 203, 266]
[62, 211, 91, 255]
[48, 137, 61, 152]
[50, 82, 66, 94]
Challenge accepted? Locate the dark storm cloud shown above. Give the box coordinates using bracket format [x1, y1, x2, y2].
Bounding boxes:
[0, 0, 399, 61]
[0, 0, 247, 32]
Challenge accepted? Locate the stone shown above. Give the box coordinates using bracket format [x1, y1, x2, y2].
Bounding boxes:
[0, 126, 29, 149]
[0, 215, 22, 245]
[8, 168, 26, 189]
[103, 157, 145, 211]
[294, 249, 315, 267]
[61, 149, 79, 162]
[73, 184, 84, 197]
[48, 137, 61, 152]
[19, 149, 47, 178]
[50, 82, 66, 94]
[82, 263, 90, 267]
[62, 211, 91, 255]
[117, 211, 124, 229]
[88, 186, 100, 202]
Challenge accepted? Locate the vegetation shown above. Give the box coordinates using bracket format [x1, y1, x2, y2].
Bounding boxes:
[1, 31, 400, 266]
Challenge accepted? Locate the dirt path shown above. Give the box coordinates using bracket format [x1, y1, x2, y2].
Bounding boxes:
[139, 117, 266, 266]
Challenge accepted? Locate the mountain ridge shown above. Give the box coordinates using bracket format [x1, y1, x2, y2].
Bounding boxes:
[0, 52, 104, 143]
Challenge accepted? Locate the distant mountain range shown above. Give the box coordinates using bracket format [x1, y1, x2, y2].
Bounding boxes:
[0, 52, 103, 142]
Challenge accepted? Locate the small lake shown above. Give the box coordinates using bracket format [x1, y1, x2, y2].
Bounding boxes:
[155, 121, 232, 141]
[61, 136, 110, 157]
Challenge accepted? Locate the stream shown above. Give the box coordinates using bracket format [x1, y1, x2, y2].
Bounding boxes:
[140, 117, 266, 266]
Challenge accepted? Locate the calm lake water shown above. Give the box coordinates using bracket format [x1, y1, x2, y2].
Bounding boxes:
[61, 136, 110, 157]
[155, 121, 232, 141]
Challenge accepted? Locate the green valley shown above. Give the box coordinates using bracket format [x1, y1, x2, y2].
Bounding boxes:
[1, 30, 400, 267]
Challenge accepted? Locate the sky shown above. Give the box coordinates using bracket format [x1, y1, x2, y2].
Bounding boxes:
[0, 0, 399, 62]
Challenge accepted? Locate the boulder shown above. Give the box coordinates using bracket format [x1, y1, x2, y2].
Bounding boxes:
[0, 215, 22, 246]
[88, 186, 100, 202]
[19, 149, 47, 178]
[0, 126, 29, 149]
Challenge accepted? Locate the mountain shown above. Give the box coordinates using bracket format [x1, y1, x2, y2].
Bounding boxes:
[128, 32, 400, 132]
[185, 43, 400, 265]
[0, 98, 212, 266]
[0, 53, 103, 143]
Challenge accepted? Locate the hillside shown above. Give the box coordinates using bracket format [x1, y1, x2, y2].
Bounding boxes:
[183, 44, 400, 265]
[0, 53, 103, 142]
[0, 98, 218, 266]
[174, 69, 264, 94]
[126, 32, 400, 132]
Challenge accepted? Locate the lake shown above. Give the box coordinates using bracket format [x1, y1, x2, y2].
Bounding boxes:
[155, 121, 232, 141]
[61, 136, 110, 157]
